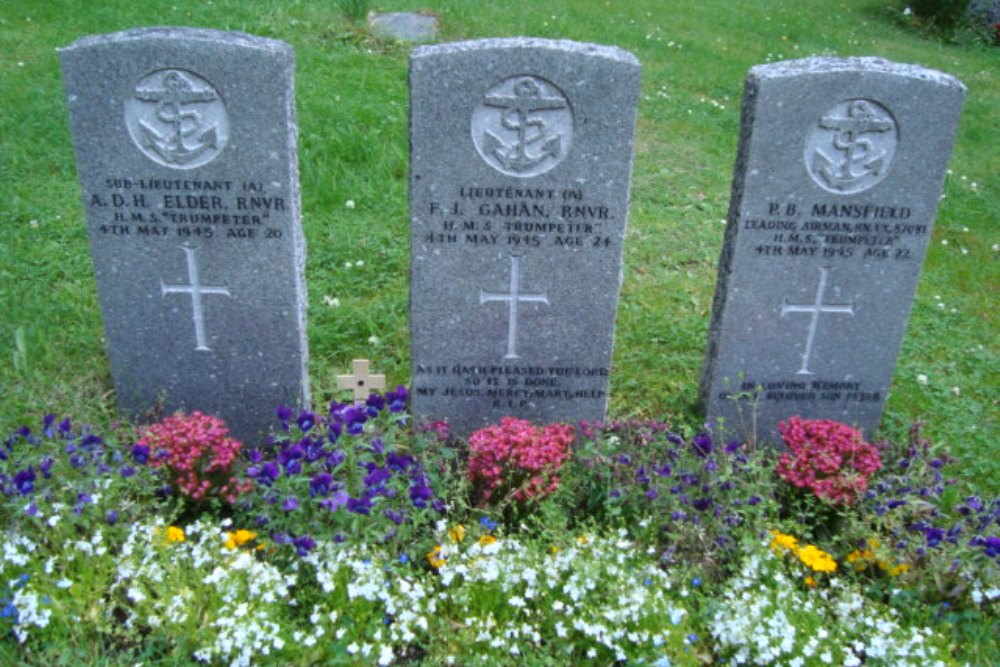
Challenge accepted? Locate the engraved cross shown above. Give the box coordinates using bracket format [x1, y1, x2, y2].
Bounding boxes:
[780, 266, 854, 375]
[480, 254, 549, 360]
[161, 245, 231, 352]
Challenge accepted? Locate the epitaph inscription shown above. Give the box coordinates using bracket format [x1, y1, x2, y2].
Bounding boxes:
[410, 39, 640, 435]
[701, 57, 965, 442]
[61, 28, 309, 443]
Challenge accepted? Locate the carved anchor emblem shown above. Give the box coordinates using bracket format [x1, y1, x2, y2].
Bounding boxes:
[808, 100, 897, 194]
[473, 75, 572, 177]
[128, 69, 227, 168]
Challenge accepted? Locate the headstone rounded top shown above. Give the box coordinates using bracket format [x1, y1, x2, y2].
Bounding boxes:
[59, 26, 291, 56]
[412, 37, 640, 67]
[750, 56, 965, 91]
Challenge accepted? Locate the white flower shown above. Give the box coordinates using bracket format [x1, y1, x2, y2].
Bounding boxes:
[368, 335, 379, 345]
[323, 295, 340, 307]
[917, 374, 928, 385]
[345, 200, 356, 209]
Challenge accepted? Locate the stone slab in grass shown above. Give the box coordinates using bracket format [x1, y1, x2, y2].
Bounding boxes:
[60, 27, 309, 444]
[409, 38, 641, 435]
[700, 57, 966, 443]
[369, 12, 439, 42]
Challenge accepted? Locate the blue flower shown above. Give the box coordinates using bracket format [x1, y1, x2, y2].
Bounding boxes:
[13, 467, 35, 495]
[347, 495, 373, 515]
[130, 444, 150, 464]
[296, 409, 316, 432]
[309, 473, 334, 498]
[479, 516, 499, 531]
[275, 405, 293, 431]
[292, 535, 316, 556]
[386, 386, 408, 412]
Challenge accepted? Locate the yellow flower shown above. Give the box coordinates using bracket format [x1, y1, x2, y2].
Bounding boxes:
[165, 526, 185, 543]
[550, 545, 560, 555]
[804, 575, 818, 588]
[796, 544, 837, 573]
[576, 534, 590, 546]
[478, 535, 497, 547]
[426, 546, 446, 569]
[889, 563, 911, 577]
[768, 529, 798, 553]
[448, 524, 466, 544]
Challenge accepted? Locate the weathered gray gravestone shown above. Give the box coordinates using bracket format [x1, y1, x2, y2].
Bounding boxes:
[700, 57, 965, 443]
[60, 28, 309, 443]
[409, 38, 641, 435]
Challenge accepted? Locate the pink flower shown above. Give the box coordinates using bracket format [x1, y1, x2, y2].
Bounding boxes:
[467, 417, 573, 506]
[137, 411, 249, 504]
[776, 417, 881, 505]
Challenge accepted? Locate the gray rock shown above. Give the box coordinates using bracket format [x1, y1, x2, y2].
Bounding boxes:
[60, 27, 309, 444]
[409, 38, 641, 435]
[369, 12, 439, 42]
[700, 57, 965, 443]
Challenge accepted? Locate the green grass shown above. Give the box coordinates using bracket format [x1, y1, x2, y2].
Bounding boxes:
[1, 0, 996, 490]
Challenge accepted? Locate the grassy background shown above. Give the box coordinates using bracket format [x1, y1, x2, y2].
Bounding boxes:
[1, 0, 996, 490]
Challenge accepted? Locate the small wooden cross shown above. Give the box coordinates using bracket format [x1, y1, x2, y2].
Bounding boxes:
[337, 359, 386, 402]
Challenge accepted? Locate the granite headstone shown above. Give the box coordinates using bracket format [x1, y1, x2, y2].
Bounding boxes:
[60, 28, 309, 443]
[700, 57, 965, 442]
[409, 38, 641, 435]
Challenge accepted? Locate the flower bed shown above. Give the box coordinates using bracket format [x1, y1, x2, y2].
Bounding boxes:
[1, 394, 996, 665]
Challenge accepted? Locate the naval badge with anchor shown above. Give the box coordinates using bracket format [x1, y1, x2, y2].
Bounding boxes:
[471, 75, 573, 178]
[125, 68, 229, 169]
[805, 98, 898, 195]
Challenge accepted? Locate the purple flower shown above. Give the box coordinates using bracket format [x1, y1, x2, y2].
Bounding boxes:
[309, 473, 334, 498]
[409, 482, 433, 508]
[282, 497, 300, 512]
[276, 405, 293, 430]
[748, 495, 761, 506]
[693, 497, 713, 512]
[653, 463, 672, 477]
[320, 490, 350, 512]
[691, 432, 713, 458]
[387, 452, 414, 472]
[106, 510, 119, 526]
[13, 467, 35, 495]
[645, 488, 660, 501]
[385, 509, 405, 525]
[386, 386, 408, 412]
[296, 410, 316, 432]
[366, 393, 386, 415]
[326, 449, 346, 469]
[980, 536, 1000, 559]
[130, 444, 150, 464]
[292, 535, 316, 557]
[119, 465, 136, 478]
[347, 495, 372, 515]
[363, 464, 391, 490]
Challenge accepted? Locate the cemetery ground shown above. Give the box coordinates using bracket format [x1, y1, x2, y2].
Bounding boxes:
[0, 0, 997, 665]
